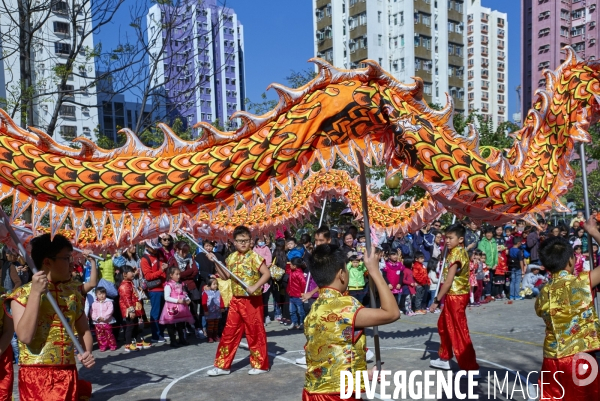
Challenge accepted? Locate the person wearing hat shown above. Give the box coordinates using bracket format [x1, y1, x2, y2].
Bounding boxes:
[141, 238, 169, 343]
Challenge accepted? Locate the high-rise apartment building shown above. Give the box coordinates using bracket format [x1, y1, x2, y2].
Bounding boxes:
[313, 0, 467, 114]
[147, 0, 246, 132]
[521, 0, 600, 115]
[466, 1, 508, 127]
[0, 0, 99, 144]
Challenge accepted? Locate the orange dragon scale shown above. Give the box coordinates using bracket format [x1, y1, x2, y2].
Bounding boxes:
[0, 46, 596, 245]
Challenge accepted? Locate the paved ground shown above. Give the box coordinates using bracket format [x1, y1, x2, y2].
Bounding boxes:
[13, 298, 554, 400]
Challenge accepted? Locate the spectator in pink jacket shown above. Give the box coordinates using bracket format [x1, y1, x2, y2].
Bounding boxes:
[91, 287, 117, 351]
[253, 239, 272, 267]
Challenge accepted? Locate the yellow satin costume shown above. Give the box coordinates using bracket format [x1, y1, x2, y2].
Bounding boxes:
[304, 288, 366, 399]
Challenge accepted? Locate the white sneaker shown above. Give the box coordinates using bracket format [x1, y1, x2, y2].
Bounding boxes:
[265, 316, 272, 323]
[430, 358, 451, 370]
[296, 356, 307, 365]
[365, 349, 375, 362]
[248, 368, 269, 375]
[207, 368, 231, 376]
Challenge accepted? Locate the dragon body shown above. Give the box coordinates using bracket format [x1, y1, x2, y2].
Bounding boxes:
[3, 170, 444, 250]
[0, 47, 596, 242]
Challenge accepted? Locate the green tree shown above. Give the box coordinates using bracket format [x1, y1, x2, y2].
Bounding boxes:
[245, 93, 277, 115]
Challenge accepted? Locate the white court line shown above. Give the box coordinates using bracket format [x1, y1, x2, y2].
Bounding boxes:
[159, 357, 246, 401]
[160, 344, 536, 401]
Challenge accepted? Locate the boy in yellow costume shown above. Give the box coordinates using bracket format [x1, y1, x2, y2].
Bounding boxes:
[303, 244, 400, 400]
[429, 223, 479, 373]
[207, 225, 271, 376]
[7, 234, 95, 401]
[534, 219, 600, 401]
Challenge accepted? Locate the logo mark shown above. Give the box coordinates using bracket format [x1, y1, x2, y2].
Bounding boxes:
[572, 352, 598, 387]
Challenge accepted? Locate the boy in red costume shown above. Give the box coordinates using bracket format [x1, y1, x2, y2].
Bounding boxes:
[429, 223, 479, 374]
[207, 225, 271, 376]
[7, 234, 95, 401]
[0, 286, 14, 399]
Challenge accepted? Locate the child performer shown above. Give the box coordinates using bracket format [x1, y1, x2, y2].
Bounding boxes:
[207, 225, 271, 376]
[90, 287, 117, 351]
[0, 286, 14, 399]
[429, 223, 479, 374]
[7, 234, 94, 400]
[303, 244, 400, 400]
[535, 220, 600, 400]
[202, 278, 224, 343]
[160, 266, 195, 347]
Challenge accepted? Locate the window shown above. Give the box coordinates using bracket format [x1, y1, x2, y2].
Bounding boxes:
[560, 26, 569, 37]
[60, 105, 76, 117]
[400, 58, 405, 70]
[573, 41, 585, 51]
[498, 72, 505, 81]
[539, 44, 550, 52]
[468, 70, 474, 78]
[448, 22, 454, 32]
[423, 83, 432, 95]
[456, 46, 463, 56]
[455, 1, 463, 13]
[54, 42, 71, 55]
[561, 9, 570, 20]
[53, 21, 69, 35]
[399, 12, 404, 25]
[572, 8, 585, 20]
[498, 94, 505, 102]
[497, 17, 504, 25]
[52, 1, 68, 14]
[378, 11, 381, 22]
[482, 91, 489, 100]
[359, 13, 367, 25]
[415, 58, 421, 70]
[538, 11, 550, 20]
[400, 35, 404, 47]
[423, 14, 431, 26]
[60, 125, 77, 140]
[572, 25, 585, 37]
[82, 127, 91, 136]
[378, 35, 382, 46]
[539, 28, 550, 36]
[468, 92, 475, 100]
[422, 36, 431, 49]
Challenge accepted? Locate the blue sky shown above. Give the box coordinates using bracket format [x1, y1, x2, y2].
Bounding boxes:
[96, 0, 522, 120]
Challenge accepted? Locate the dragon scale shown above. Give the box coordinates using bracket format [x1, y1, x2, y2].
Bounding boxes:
[0, 46, 596, 241]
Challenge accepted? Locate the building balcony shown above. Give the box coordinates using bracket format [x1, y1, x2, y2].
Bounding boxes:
[448, 31, 464, 44]
[317, 37, 333, 51]
[414, 46, 431, 59]
[448, 9, 462, 22]
[349, 24, 367, 39]
[350, 0, 367, 14]
[350, 48, 368, 62]
[316, 15, 332, 30]
[414, 0, 432, 12]
[316, 0, 329, 7]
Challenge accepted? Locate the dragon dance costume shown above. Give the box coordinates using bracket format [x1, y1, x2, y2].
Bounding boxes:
[437, 246, 479, 371]
[6, 280, 92, 401]
[535, 270, 600, 400]
[214, 250, 269, 371]
[303, 288, 366, 401]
